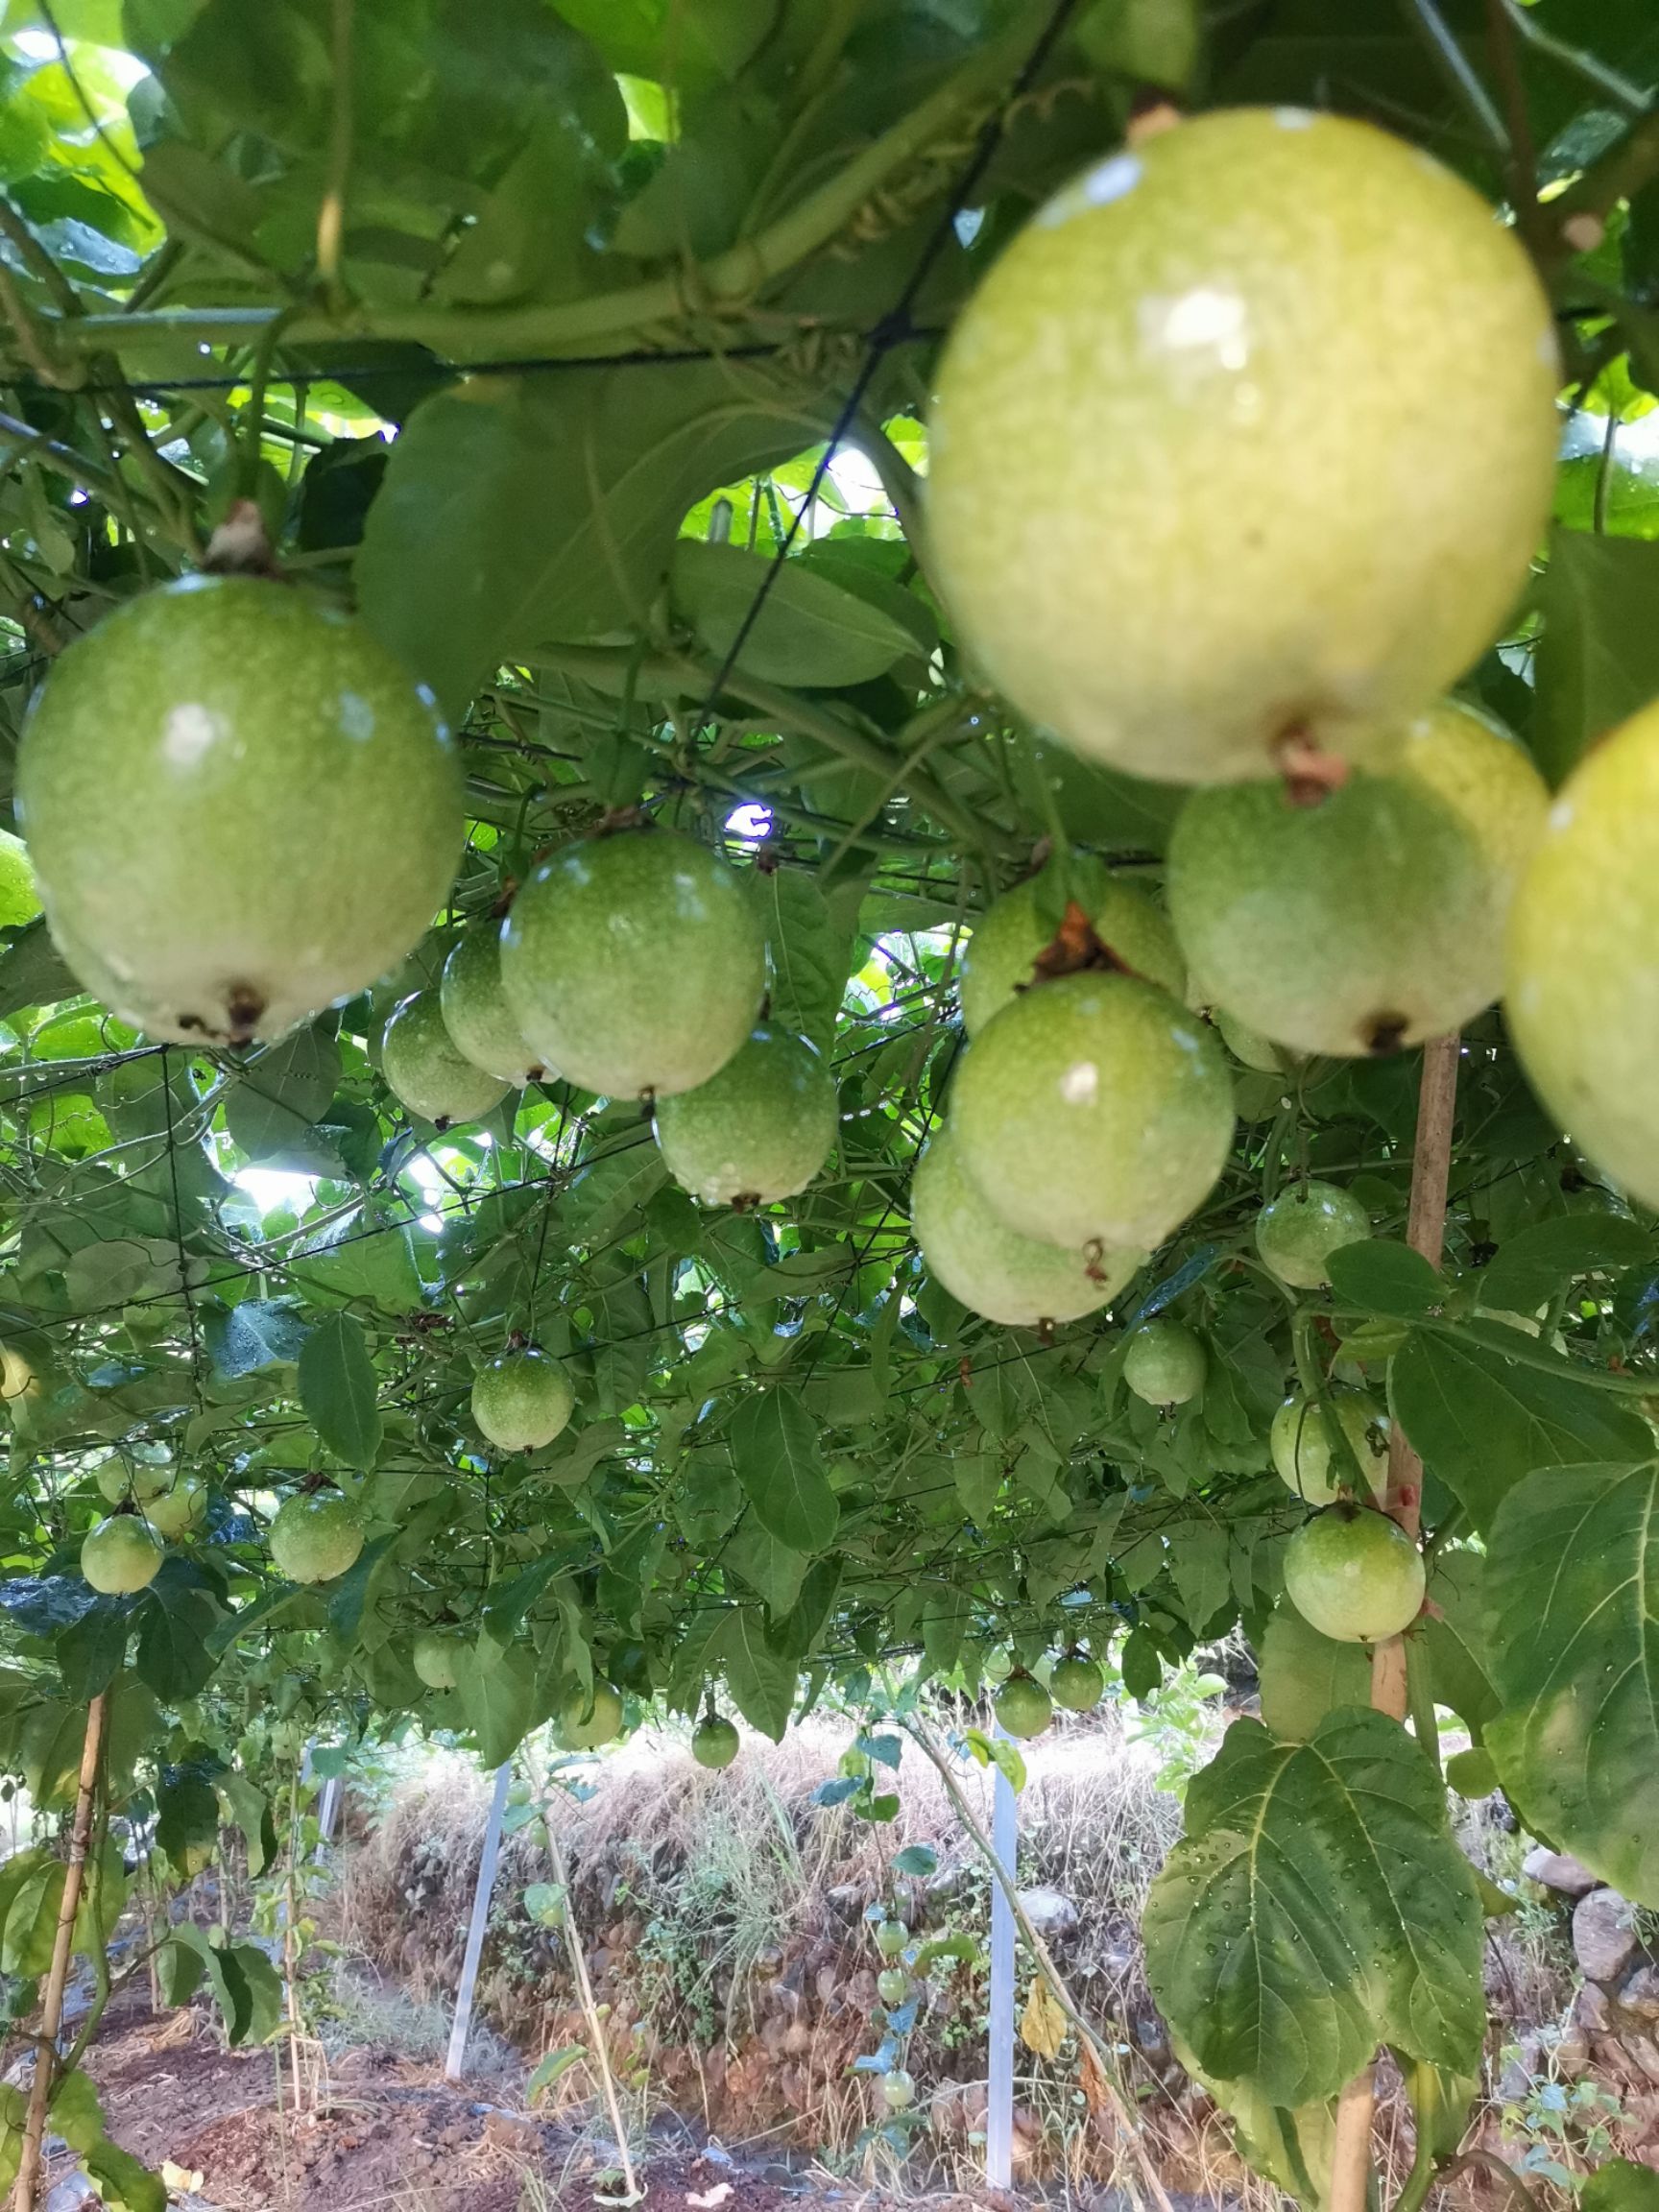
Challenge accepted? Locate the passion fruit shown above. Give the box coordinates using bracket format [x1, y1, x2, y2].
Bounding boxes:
[1121, 1317, 1207, 1407]
[440, 922, 544, 1086]
[1270, 1390, 1389, 1505]
[1049, 1653, 1104, 1712]
[412, 1628, 463, 1692]
[691, 1714, 740, 1769]
[654, 1028, 836, 1207]
[994, 1671, 1053, 1740]
[961, 872, 1184, 1035]
[556, 1681, 624, 1750]
[81, 1514, 163, 1595]
[1256, 1182, 1370, 1289]
[381, 989, 512, 1126]
[269, 1492, 365, 1584]
[1283, 1503, 1425, 1643]
[471, 1349, 575, 1453]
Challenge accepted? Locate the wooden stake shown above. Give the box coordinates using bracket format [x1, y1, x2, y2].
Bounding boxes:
[1330, 1034, 1459, 2212]
[541, 1808, 641, 2205]
[12, 1694, 106, 2212]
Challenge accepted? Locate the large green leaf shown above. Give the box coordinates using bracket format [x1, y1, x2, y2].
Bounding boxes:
[202, 1299, 309, 1382]
[1475, 1214, 1652, 1317]
[1485, 1460, 1659, 1902]
[298, 1311, 383, 1467]
[1143, 1709, 1484, 2108]
[716, 1604, 796, 1741]
[729, 1389, 839, 1553]
[1391, 1329, 1650, 1531]
[356, 363, 828, 720]
[222, 1027, 342, 1165]
[453, 1640, 540, 1767]
[1421, 1547, 1497, 1742]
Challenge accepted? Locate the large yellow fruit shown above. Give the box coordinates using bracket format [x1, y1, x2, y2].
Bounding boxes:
[17, 576, 461, 1043]
[927, 110, 1558, 783]
[1506, 700, 1659, 1208]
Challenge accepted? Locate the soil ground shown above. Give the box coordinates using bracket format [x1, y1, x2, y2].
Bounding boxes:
[58, 1998, 910, 2212]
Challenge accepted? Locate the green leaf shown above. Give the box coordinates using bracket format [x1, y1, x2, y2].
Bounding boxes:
[454, 1641, 539, 1767]
[222, 1028, 342, 1164]
[1143, 1709, 1484, 2107]
[134, 1583, 218, 1701]
[1257, 1598, 1371, 1743]
[1392, 1329, 1650, 1531]
[1485, 1460, 1659, 1902]
[156, 1771, 220, 1873]
[1421, 1548, 1497, 1742]
[725, 1518, 809, 1616]
[1535, 527, 1659, 784]
[527, 2044, 586, 2102]
[671, 540, 915, 687]
[356, 364, 828, 721]
[1476, 1214, 1653, 1318]
[83, 2133, 165, 2212]
[716, 1605, 795, 1741]
[565, 1142, 667, 1245]
[1582, 2161, 1659, 2212]
[756, 869, 851, 1055]
[215, 1772, 276, 1878]
[298, 1311, 383, 1467]
[0, 919, 78, 1020]
[1325, 1239, 1445, 1319]
[729, 1390, 838, 1553]
[202, 1299, 309, 1382]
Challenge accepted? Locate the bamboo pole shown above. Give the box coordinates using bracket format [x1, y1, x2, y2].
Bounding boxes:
[1329, 1034, 1460, 2212]
[541, 1811, 641, 2205]
[12, 1695, 106, 2212]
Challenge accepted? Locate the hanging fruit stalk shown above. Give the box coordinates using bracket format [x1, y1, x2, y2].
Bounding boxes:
[12, 1694, 106, 2212]
[1328, 1033, 1459, 2212]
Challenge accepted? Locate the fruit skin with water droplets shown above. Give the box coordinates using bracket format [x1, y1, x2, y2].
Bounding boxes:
[961, 869, 1184, 1035]
[382, 989, 512, 1126]
[413, 1629, 463, 1691]
[501, 829, 764, 1098]
[82, 1514, 163, 1594]
[691, 1715, 740, 1769]
[270, 1492, 365, 1584]
[441, 922, 544, 1086]
[1506, 698, 1659, 1212]
[557, 1681, 624, 1749]
[926, 109, 1558, 785]
[18, 575, 461, 1044]
[654, 1028, 836, 1207]
[994, 1671, 1053, 1740]
[1256, 1181, 1370, 1289]
[1050, 1654, 1103, 1712]
[912, 1121, 1141, 1330]
[1284, 1503, 1425, 1643]
[1167, 703, 1546, 1055]
[1122, 1317, 1207, 1407]
[1271, 1390, 1388, 1505]
[952, 974, 1235, 1252]
[471, 1349, 575, 1452]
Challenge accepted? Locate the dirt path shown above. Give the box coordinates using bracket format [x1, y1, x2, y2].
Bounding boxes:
[62, 2003, 859, 2212]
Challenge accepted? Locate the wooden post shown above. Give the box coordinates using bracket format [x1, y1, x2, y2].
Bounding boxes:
[986, 1726, 1017, 2191]
[445, 1765, 510, 2082]
[12, 1694, 106, 2212]
[1330, 1034, 1460, 2212]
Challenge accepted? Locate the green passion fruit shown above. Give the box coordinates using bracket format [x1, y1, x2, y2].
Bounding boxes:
[961, 870, 1184, 1035]
[994, 1671, 1053, 1740]
[146, 1475, 208, 1540]
[1050, 1654, 1104, 1712]
[81, 1514, 163, 1595]
[269, 1492, 365, 1584]
[18, 576, 461, 1045]
[1166, 702, 1547, 1055]
[471, 1349, 575, 1453]
[654, 1028, 836, 1207]
[1255, 1181, 1370, 1289]
[412, 1628, 464, 1692]
[440, 922, 544, 1086]
[691, 1715, 740, 1769]
[1270, 1390, 1388, 1505]
[1121, 1317, 1207, 1407]
[911, 1120, 1141, 1331]
[926, 110, 1558, 784]
[1283, 1503, 1425, 1643]
[501, 828, 764, 1099]
[557, 1681, 624, 1750]
[952, 974, 1235, 1253]
[381, 989, 512, 1127]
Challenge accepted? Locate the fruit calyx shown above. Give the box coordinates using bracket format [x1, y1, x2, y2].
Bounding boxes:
[201, 497, 283, 582]
[1028, 900, 1141, 988]
[1274, 726, 1353, 805]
